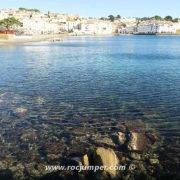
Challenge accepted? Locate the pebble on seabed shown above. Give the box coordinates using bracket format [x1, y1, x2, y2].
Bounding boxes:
[14, 107, 28, 117]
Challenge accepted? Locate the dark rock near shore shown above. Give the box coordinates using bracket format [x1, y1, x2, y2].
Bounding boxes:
[127, 132, 149, 152]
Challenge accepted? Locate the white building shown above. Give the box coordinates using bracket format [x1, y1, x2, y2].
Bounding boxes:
[0, 9, 11, 20]
[80, 22, 95, 35]
[171, 23, 180, 33]
[157, 24, 176, 34]
[19, 17, 60, 35]
[96, 21, 114, 34]
[66, 20, 81, 32]
[137, 22, 178, 34]
[79, 20, 114, 35]
[120, 26, 136, 34]
[137, 24, 159, 34]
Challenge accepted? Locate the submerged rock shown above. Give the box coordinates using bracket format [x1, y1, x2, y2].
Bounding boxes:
[130, 152, 142, 160]
[24, 163, 47, 178]
[149, 158, 159, 165]
[127, 132, 148, 152]
[10, 164, 25, 180]
[0, 92, 12, 99]
[36, 97, 45, 105]
[117, 132, 126, 145]
[14, 107, 28, 117]
[20, 132, 38, 142]
[0, 92, 22, 103]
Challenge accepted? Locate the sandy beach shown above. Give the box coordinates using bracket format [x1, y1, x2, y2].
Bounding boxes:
[0, 33, 69, 45]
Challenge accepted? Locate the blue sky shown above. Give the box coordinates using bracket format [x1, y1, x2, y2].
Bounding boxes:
[1, 0, 180, 18]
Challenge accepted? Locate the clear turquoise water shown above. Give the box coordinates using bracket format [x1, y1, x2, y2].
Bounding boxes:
[0, 35, 180, 169]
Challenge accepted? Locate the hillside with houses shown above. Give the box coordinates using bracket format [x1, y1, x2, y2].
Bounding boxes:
[0, 8, 180, 38]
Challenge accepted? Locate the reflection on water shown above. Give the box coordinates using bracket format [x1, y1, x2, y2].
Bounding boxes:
[0, 36, 180, 178]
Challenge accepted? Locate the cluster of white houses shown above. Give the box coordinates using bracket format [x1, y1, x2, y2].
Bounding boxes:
[119, 19, 180, 35]
[136, 21, 179, 34]
[0, 8, 180, 35]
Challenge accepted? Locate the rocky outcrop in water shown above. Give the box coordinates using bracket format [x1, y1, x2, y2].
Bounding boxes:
[47, 121, 162, 180]
[92, 147, 119, 177]
[0, 116, 163, 180]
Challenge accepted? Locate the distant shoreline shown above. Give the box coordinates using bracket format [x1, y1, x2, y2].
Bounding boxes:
[0, 33, 180, 45]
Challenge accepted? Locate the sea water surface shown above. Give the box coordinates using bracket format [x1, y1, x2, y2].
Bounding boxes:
[0, 35, 180, 174]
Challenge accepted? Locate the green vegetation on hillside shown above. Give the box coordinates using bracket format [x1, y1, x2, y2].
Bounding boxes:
[140, 15, 179, 22]
[101, 14, 179, 23]
[108, 15, 115, 22]
[0, 17, 23, 30]
[19, 7, 40, 13]
[164, 16, 173, 21]
[100, 15, 121, 21]
[154, 15, 163, 21]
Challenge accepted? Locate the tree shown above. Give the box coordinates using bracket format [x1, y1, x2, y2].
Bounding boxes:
[47, 11, 51, 18]
[19, 7, 40, 13]
[164, 16, 173, 21]
[0, 17, 23, 31]
[100, 17, 106, 20]
[137, 19, 141, 26]
[108, 15, 115, 22]
[154, 15, 162, 21]
[173, 18, 179, 23]
[116, 15, 121, 19]
[140, 17, 150, 21]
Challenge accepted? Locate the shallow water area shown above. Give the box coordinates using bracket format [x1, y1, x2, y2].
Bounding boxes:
[0, 35, 180, 179]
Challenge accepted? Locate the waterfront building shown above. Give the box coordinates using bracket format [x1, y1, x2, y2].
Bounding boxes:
[136, 22, 178, 34]
[137, 24, 159, 34]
